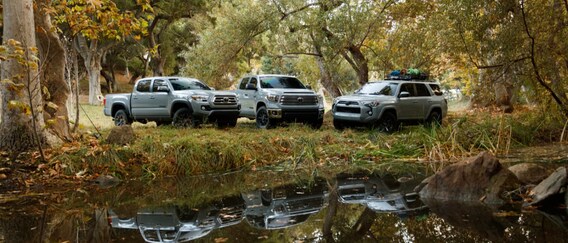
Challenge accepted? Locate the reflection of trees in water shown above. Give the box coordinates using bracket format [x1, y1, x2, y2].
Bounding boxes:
[0, 210, 41, 242]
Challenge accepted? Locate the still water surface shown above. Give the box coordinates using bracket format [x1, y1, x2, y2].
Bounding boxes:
[1, 147, 568, 242]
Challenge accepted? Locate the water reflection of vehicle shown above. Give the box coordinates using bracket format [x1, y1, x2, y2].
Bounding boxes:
[336, 172, 427, 215]
[242, 178, 328, 229]
[107, 195, 245, 242]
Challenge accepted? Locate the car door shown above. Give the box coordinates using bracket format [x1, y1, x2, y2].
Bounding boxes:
[239, 77, 258, 118]
[131, 79, 153, 119]
[150, 79, 170, 118]
[396, 83, 420, 120]
[414, 83, 432, 119]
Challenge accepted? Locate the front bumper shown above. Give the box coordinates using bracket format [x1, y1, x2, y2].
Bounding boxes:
[268, 108, 324, 121]
[332, 105, 382, 124]
[192, 103, 241, 121]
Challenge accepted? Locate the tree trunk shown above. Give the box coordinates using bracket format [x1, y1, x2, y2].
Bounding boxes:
[322, 182, 338, 242]
[35, 0, 72, 141]
[311, 33, 342, 97]
[87, 63, 103, 105]
[344, 45, 369, 85]
[75, 36, 103, 105]
[0, 0, 48, 153]
[316, 56, 342, 97]
[152, 56, 166, 76]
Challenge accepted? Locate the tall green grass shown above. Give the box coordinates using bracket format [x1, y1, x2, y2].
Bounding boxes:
[54, 107, 566, 178]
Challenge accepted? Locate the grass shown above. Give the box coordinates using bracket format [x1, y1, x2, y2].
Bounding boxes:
[50, 101, 567, 180]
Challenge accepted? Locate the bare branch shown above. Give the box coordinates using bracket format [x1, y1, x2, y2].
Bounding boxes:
[520, 0, 568, 116]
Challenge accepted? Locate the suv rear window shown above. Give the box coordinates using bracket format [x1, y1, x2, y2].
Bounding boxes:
[415, 83, 431, 97]
[429, 84, 443, 96]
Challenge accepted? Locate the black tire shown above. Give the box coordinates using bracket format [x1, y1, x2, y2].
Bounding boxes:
[426, 110, 442, 127]
[333, 119, 345, 130]
[113, 109, 131, 126]
[376, 111, 399, 133]
[308, 118, 324, 129]
[256, 106, 272, 129]
[172, 108, 194, 127]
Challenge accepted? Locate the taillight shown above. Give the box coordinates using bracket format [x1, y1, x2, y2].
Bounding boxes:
[103, 97, 106, 106]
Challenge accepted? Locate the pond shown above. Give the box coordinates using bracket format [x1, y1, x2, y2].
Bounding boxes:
[1, 146, 568, 242]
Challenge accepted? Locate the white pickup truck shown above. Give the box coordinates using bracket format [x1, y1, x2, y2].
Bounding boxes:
[103, 76, 240, 128]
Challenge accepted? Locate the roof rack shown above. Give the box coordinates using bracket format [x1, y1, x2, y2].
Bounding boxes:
[384, 69, 431, 81]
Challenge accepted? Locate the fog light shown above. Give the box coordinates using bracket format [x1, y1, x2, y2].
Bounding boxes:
[201, 106, 206, 110]
[368, 111, 373, 116]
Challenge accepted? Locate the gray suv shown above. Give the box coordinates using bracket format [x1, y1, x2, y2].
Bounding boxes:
[332, 80, 447, 132]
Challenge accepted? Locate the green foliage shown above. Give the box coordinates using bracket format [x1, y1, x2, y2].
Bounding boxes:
[51, 0, 150, 40]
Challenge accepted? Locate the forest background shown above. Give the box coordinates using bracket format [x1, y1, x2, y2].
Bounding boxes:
[0, 0, 567, 175]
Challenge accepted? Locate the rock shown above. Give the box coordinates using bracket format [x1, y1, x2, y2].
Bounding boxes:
[529, 167, 567, 206]
[418, 151, 520, 205]
[105, 125, 135, 145]
[508, 163, 549, 185]
[94, 175, 121, 188]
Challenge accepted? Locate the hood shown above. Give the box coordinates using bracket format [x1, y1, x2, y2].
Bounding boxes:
[173, 90, 237, 96]
[264, 88, 316, 95]
[336, 94, 395, 103]
[210, 90, 238, 96]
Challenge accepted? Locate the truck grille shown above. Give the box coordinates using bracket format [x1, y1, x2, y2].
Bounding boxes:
[281, 95, 317, 105]
[338, 101, 359, 106]
[213, 95, 237, 105]
[336, 106, 361, 114]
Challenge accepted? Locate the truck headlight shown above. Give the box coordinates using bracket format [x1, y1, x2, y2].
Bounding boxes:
[191, 95, 209, 102]
[363, 101, 380, 107]
[317, 95, 324, 104]
[267, 94, 280, 102]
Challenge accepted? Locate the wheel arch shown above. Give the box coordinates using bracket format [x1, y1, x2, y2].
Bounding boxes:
[426, 106, 443, 120]
[111, 103, 128, 117]
[256, 102, 267, 111]
[170, 101, 192, 118]
[378, 107, 397, 120]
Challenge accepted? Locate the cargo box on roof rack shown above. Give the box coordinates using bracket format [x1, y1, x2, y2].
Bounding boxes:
[385, 69, 431, 81]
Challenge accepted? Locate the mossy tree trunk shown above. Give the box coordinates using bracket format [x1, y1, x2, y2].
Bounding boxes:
[35, 0, 72, 141]
[0, 0, 48, 154]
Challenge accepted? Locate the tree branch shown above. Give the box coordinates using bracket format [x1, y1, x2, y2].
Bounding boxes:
[281, 52, 322, 57]
[357, 0, 395, 48]
[520, 0, 568, 116]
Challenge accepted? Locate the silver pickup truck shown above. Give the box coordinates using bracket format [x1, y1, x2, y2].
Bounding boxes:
[103, 76, 240, 127]
[234, 74, 324, 129]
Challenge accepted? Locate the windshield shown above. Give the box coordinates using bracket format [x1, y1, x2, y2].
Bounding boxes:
[355, 82, 398, 96]
[169, 78, 211, 91]
[260, 76, 306, 89]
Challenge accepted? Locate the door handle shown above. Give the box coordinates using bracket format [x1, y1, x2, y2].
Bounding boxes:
[150, 97, 155, 99]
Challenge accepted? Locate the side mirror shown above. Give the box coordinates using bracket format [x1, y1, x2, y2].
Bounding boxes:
[245, 83, 257, 91]
[399, 91, 410, 98]
[157, 85, 170, 92]
[306, 85, 312, 90]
